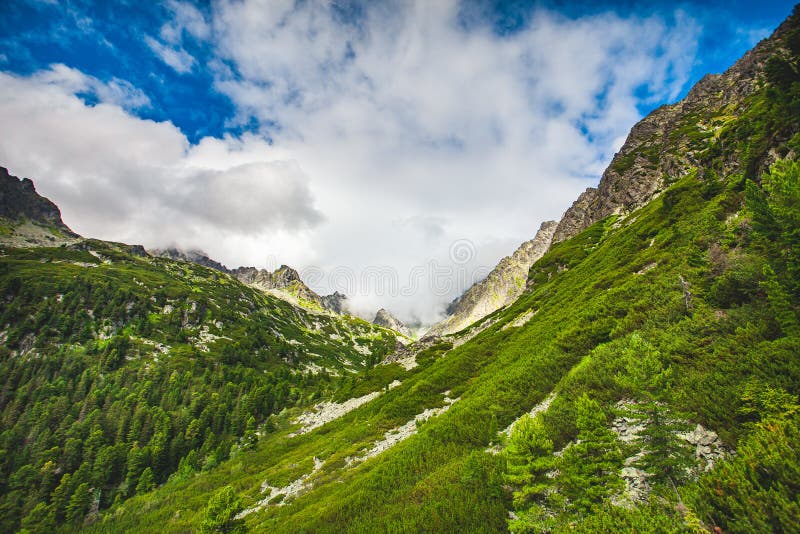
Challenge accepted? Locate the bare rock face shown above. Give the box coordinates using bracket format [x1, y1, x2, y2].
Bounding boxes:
[0, 167, 80, 246]
[320, 292, 348, 314]
[552, 16, 794, 244]
[0, 167, 72, 230]
[149, 247, 349, 314]
[373, 308, 411, 337]
[427, 220, 557, 336]
[231, 265, 348, 314]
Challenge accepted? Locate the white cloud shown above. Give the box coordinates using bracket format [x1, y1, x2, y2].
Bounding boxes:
[0, 70, 323, 268]
[161, 0, 210, 42]
[144, 35, 196, 74]
[144, 1, 209, 74]
[31, 63, 151, 110]
[205, 1, 700, 322]
[0, 2, 703, 324]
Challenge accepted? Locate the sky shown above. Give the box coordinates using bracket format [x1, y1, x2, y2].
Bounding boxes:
[0, 0, 795, 324]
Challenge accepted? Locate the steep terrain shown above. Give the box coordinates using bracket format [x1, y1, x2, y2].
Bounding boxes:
[149, 247, 230, 273]
[0, 166, 79, 247]
[0, 184, 400, 532]
[552, 11, 798, 244]
[372, 308, 412, 338]
[427, 220, 556, 336]
[3, 6, 800, 534]
[82, 7, 800, 533]
[229, 265, 343, 313]
[150, 248, 348, 315]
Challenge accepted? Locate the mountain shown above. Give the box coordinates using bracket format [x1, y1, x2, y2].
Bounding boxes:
[230, 265, 348, 314]
[4, 6, 800, 534]
[429, 7, 798, 337]
[551, 13, 794, 244]
[427, 220, 557, 336]
[0, 174, 401, 532]
[149, 248, 348, 314]
[87, 7, 800, 533]
[372, 308, 412, 338]
[149, 247, 230, 273]
[0, 166, 79, 246]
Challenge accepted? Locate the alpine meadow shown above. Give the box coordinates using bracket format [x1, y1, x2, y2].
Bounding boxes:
[1, 2, 800, 533]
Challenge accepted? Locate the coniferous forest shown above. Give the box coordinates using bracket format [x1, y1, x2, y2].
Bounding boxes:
[2, 3, 800, 534]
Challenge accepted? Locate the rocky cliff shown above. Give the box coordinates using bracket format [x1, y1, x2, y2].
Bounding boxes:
[373, 308, 412, 337]
[427, 220, 557, 336]
[552, 15, 794, 243]
[0, 167, 79, 246]
[231, 265, 348, 314]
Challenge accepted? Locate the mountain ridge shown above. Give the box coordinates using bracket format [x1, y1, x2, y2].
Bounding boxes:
[428, 13, 797, 337]
[2, 6, 800, 533]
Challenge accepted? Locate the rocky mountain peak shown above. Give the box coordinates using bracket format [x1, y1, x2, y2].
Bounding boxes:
[150, 247, 230, 273]
[373, 308, 412, 337]
[427, 220, 557, 337]
[551, 12, 796, 244]
[0, 166, 74, 233]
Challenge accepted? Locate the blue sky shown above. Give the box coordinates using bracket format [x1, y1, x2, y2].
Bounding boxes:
[0, 0, 796, 323]
[1, 1, 792, 142]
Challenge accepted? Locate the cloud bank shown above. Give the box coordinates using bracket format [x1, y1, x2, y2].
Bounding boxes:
[0, 1, 704, 324]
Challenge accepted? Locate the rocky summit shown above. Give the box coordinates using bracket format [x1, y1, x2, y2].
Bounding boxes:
[0, 166, 80, 247]
[427, 220, 557, 336]
[150, 247, 230, 273]
[372, 308, 412, 338]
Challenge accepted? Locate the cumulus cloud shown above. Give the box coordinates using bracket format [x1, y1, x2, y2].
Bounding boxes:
[31, 63, 151, 110]
[0, 2, 705, 324]
[0, 70, 323, 266]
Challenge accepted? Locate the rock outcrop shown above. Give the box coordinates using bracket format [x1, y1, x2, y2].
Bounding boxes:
[320, 292, 348, 314]
[552, 16, 794, 244]
[372, 308, 412, 337]
[427, 220, 557, 336]
[0, 167, 74, 231]
[230, 264, 335, 310]
[0, 167, 80, 246]
[149, 247, 348, 314]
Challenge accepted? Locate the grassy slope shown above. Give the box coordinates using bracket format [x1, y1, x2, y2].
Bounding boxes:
[94, 160, 799, 532]
[0, 239, 400, 532]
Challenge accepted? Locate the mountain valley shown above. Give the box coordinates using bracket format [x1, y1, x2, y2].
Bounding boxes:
[1, 5, 800, 534]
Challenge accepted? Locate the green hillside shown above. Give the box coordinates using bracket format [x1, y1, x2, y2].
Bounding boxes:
[66, 7, 800, 533]
[0, 239, 398, 532]
[3, 5, 800, 534]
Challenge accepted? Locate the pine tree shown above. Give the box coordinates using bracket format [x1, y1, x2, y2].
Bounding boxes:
[617, 334, 693, 488]
[504, 414, 555, 533]
[505, 414, 554, 506]
[241, 416, 258, 451]
[135, 467, 156, 494]
[557, 394, 623, 517]
[65, 482, 91, 526]
[199, 485, 246, 533]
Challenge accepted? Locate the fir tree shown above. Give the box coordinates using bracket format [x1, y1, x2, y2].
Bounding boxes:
[557, 394, 623, 517]
[617, 334, 694, 488]
[199, 485, 247, 533]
